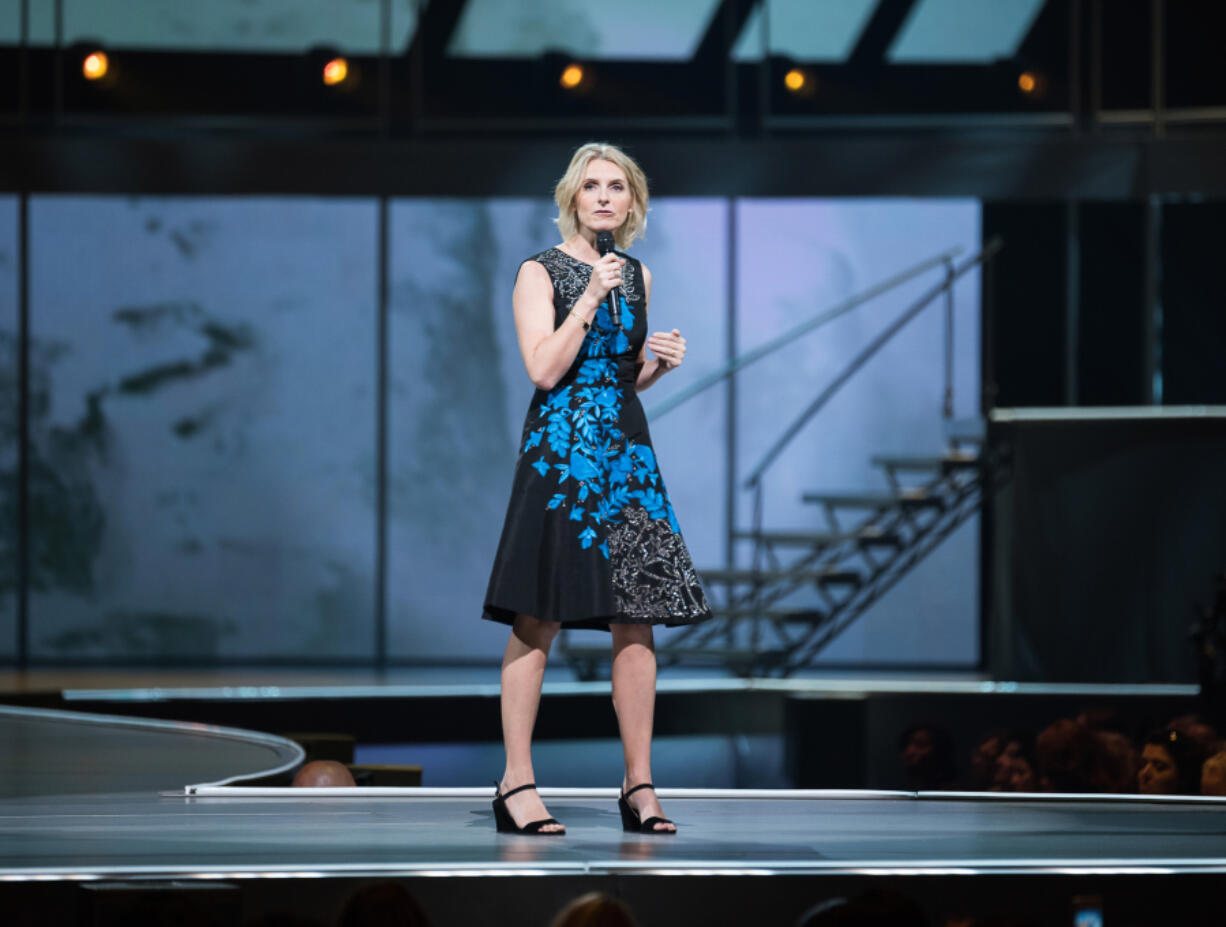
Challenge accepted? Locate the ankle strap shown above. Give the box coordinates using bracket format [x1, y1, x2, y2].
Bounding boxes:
[499, 782, 538, 799]
[623, 782, 655, 799]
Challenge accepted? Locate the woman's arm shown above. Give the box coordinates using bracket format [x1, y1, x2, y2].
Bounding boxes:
[515, 254, 623, 391]
[635, 264, 687, 392]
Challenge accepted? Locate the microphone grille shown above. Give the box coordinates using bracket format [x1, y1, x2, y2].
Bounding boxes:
[595, 230, 616, 255]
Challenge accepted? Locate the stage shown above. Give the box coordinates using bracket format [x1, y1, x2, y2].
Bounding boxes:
[2, 702, 1225, 926]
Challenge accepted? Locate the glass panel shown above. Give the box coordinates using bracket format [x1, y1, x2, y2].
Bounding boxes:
[27, 196, 377, 660]
[386, 197, 728, 660]
[735, 198, 981, 666]
[733, 0, 878, 63]
[54, 0, 416, 53]
[448, 0, 722, 60]
[888, 0, 1047, 63]
[0, 196, 15, 658]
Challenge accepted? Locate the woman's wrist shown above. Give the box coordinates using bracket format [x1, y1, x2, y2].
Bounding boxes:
[574, 292, 600, 319]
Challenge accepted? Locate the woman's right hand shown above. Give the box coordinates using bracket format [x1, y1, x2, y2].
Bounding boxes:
[584, 252, 626, 302]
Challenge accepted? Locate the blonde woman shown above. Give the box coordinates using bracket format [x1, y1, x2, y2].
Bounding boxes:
[483, 142, 711, 835]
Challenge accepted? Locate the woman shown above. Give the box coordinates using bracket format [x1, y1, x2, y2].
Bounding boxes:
[483, 142, 711, 835]
[1138, 728, 1205, 795]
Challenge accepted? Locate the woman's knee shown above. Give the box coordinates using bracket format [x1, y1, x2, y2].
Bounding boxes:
[611, 622, 654, 649]
[513, 613, 562, 648]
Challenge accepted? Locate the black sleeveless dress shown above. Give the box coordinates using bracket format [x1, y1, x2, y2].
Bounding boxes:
[483, 248, 712, 631]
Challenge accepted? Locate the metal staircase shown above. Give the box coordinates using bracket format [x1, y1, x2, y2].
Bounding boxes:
[560, 239, 1003, 680]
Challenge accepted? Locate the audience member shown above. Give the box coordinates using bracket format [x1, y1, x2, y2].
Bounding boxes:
[1200, 749, 1226, 796]
[548, 892, 638, 927]
[990, 733, 1037, 792]
[899, 723, 958, 790]
[1035, 719, 1114, 793]
[1095, 730, 1140, 793]
[1165, 714, 1220, 755]
[1138, 728, 1205, 795]
[796, 888, 929, 927]
[291, 760, 356, 788]
[969, 730, 1007, 791]
[337, 881, 431, 927]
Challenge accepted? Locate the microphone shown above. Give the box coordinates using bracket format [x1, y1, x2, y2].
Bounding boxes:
[595, 230, 621, 329]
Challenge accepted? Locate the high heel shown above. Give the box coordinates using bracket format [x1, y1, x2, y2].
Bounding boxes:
[618, 783, 676, 834]
[492, 781, 565, 835]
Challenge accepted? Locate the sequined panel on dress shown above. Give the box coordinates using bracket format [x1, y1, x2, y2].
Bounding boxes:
[606, 505, 710, 622]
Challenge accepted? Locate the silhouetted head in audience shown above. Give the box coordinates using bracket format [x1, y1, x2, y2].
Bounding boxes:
[1201, 749, 1226, 796]
[899, 722, 957, 789]
[1036, 719, 1113, 793]
[1165, 714, 1220, 755]
[970, 729, 1008, 790]
[291, 760, 356, 788]
[991, 733, 1037, 792]
[338, 881, 431, 927]
[796, 888, 929, 927]
[1095, 730, 1140, 793]
[549, 892, 638, 927]
[1138, 728, 1205, 795]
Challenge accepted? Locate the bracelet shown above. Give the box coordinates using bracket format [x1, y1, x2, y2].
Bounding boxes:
[569, 309, 590, 331]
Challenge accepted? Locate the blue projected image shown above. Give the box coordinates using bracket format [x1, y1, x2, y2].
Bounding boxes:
[7, 191, 982, 669]
[27, 197, 379, 660]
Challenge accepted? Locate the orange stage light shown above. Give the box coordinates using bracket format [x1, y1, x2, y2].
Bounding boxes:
[323, 57, 349, 87]
[82, 51, 109, 81]
[784, 68, 807, 93]
[559, 64, 584, 90]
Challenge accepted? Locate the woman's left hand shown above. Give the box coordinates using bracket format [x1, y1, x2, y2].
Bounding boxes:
[647, 329, 686, 370]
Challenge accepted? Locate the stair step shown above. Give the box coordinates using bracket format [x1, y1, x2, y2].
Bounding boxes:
[944, 417, 986, 444]
[699, 567, 862, 586]
[871, 452, 979, 472]
[801, 491, 944, 510]
[731, 529, 902, 548]
[710, 606, 830, 625]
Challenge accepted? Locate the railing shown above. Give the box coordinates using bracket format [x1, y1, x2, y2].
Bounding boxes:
[744, 238, 1002, 491]
[740, 238, 1002, 553]
[647, 246, 965, 421]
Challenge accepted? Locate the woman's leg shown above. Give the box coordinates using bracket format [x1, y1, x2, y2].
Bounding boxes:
[500, 613, 563, 831]
[610, 623, 676, 832]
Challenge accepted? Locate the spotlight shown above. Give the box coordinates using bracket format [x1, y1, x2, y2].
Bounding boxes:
[1017, 70, 1046, 97]
[559, 63, 585, 91]
[784, 68, 807, 93]
[322, 57, 349, 87]
[82, 50, 109, 81]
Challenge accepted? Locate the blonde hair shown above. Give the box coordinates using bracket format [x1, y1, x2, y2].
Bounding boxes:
[554, 142, 649, 249]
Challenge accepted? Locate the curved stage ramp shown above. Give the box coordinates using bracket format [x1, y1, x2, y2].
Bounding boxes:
[3, 706, 1226, 926]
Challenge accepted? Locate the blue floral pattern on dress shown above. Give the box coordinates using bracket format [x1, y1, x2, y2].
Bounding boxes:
[523, 292, 680, 559]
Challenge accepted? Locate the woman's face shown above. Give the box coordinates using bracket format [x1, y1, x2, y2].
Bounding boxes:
[1137, 744, 1180, 794]
[573, 159, 632, 238]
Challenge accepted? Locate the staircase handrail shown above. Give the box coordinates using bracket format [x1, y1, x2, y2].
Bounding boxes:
[743, 237, 1003, 489]
[646, 245, 965, 420]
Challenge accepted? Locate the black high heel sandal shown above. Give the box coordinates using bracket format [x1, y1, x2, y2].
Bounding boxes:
[492, 781, 565, 835]
[618, 783, 676, 834]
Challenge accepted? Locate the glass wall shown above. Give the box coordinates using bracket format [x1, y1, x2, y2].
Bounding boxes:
[735, 198, 981, 665]
[26, 197, 378, 659]
[0, 193, 981, 667]
[0, 195, 15, 658]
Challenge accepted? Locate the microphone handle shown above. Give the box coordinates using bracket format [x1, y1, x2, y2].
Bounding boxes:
[608, 285, 622, 329]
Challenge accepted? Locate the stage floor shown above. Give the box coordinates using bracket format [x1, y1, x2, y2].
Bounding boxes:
[5, 788, 1226, 881]
[5, 701, 1226, 925]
